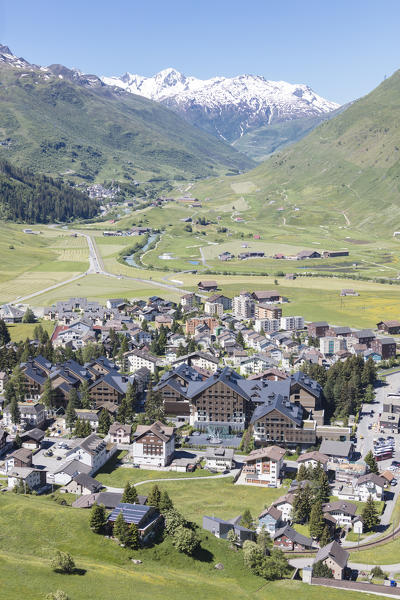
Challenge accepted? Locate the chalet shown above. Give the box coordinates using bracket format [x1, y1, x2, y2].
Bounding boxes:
[377, 320, 400, 334]
[322, 500, 357, 528]
[203, 515, 255, 545]
[326, 326, 352, 338]
[371, 337, 397, 360]
[64, 473, 103, 495]
[5, 448, 33, 473]
[272, 493, 295, 522]
[273, 524, 313, 551]
[3, 402, 46, 429]
[132, 421, 175, 467]
[323, 250, 349, 258]
[242, 445, 285, 486]
[307, 322, 329, 338]
[106, 299, 127, 310]
[257, 506, 283, 535]
[296, 250, 321, 260]
[108, 503, 162, 542]
[124, 349, 161, 374]
[319, 440, 354, 462]
[8, 467, 46, 491]
[251, 291, 282, 303]
[0, 304, 24, 323]
[297, 451, 329, 471]
[314, 541, 349, 580]
[185, 316, 219, 335]
[350, 329, 376, 348]
[20, 428, 45, 450]
[354, 473, 385, 501]
[197, 280, 218, 292]
[108, 422, 132, 444]
[207, 294, 232, 310]
[205, 447, 234, 471]
[155, 314, 173, 329]
[65, 433, 116, 474]
[89, 372, 131, 405]
[48, 459, 92, 486]
[172, 351, 219, 373]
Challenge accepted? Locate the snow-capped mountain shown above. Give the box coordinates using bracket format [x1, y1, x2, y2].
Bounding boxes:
[102, 68, 340, 142]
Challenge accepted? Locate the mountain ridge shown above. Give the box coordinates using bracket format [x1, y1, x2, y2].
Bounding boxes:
[102, 67, 339, 144]
[0, 44, 254, 183]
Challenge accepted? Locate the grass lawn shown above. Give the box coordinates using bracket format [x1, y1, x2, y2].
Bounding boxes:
[96, 465, 219, 487]
[0, 493, 370, 600]
[6, 319, 55, 342]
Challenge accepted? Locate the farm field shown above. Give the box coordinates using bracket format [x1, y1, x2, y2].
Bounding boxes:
[0, 223, 88, 304]
[0, 493, 372, 600]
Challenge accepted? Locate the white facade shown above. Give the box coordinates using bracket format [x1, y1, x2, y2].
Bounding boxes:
[8, 468, 42, 490]
[3, 403, 45, 428]
[255, 318, 280, 333]
[65, 435, 116, 474]
[126, 351, 159, 374]
[232, 293, 255, 319]
[354, 480, 384, 502]
[205, 448, 234, 471]
[132, 436, 175, 467]
[204, 301, 223, 317]
[280, 316, 304, 331]
[273, 500, 293, 522]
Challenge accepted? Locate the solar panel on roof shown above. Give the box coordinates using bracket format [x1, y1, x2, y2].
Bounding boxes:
[108, 503, 152, 525]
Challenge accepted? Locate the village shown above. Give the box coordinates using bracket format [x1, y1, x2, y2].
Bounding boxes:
[0, 287, 400, 591]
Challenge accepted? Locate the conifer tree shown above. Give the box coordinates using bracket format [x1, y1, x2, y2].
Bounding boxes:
[147, 484, 161, 509]
[362, 495, 380, 531]
[159, 490, 173, 512]
[89, 503, 106, 534]
[126, 523, 140, 550]
[80, 380, 91, 409]
[113, 512, 129, 544]
[122, 482, 138, 504]
[364, 450, 379, 474]
[41, 377, 55, 410]
[65, 398, 77, 431]
[68, 387, 81, 409]
[98, 409, 112, 435]
[309, 502, 325, 539]
[296, 464, 308, 481]
[241, 508, 254, 530]
[0, 318, 10, 346]
[10, 397, 20, 425]
[319, 525, 332, 548]
[314, 471, 331, 503]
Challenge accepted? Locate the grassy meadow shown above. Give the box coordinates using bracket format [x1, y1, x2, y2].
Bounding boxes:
[0, 492, 375, 600]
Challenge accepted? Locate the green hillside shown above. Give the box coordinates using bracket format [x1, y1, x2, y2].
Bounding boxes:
[0, 61, 254, 184]
[192, 70, 400, 237]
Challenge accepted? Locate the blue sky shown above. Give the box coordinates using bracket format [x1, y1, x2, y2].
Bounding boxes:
[1, 0, 399, 104]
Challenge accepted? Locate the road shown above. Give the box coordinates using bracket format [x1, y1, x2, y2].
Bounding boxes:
[290, 556, 400, 572]
[9, 228, 203, 305]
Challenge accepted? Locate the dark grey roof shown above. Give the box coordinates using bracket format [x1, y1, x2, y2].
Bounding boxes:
[55, 460, 91, 476]
[20, 428, 45, 442]
[322, 501, 357, 516]
[72, 472, 102, 492]
[290, 371, 322, 396]
[273, 524, 313, 547]
[319, 440, 353, 458]
[250, 393, 303, 426]
[315, 540, 349, 568]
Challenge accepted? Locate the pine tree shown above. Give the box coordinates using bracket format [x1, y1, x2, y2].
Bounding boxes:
[65, 398, 77, 431]
[10, 397, 20, 425]
[147, 484, 161, 509]
[293, 484, 313, 523]
[364, 450, 379, 474]
[314, 471, 331, 503]
[122, 482, 138, 504]
[68, 387, 81, 409]
[241, 508, 254, 529]
[145, 385, 165, 424]
[41, 377, 55, 410]
[296, 464, 308, 481]
[22, 308, 36, 323]
[309, 502, 325, 539]
[236, 330, 244, 346]
[14, 433, 22, 448]
[362, 495, 380, 531]
[89, 503, 106, 534]
[257, 527, 272, 555]
[159, 490, 173, 512]
[74, 419, 83, 437]
[98, 409, 111, 435]
[0, 318, 11, 346]
[113, 512, 129, 544]
[80, 380, 91, 409]
[319, 525, 332, 547]
[126, 523, 140, 550]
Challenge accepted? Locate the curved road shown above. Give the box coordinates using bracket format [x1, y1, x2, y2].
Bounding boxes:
[105, 469, 239, 494]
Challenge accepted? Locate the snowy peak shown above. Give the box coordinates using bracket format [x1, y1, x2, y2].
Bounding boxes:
[101, 68, 339, 142]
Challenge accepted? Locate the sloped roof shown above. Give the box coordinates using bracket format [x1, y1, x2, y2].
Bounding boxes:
[273, 524, 312, 547]
[315, 540, 349, 568]
[244, 445, 285, 463]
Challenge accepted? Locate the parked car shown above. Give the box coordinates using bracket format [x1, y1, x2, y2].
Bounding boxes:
[391, 479, 398, 486]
